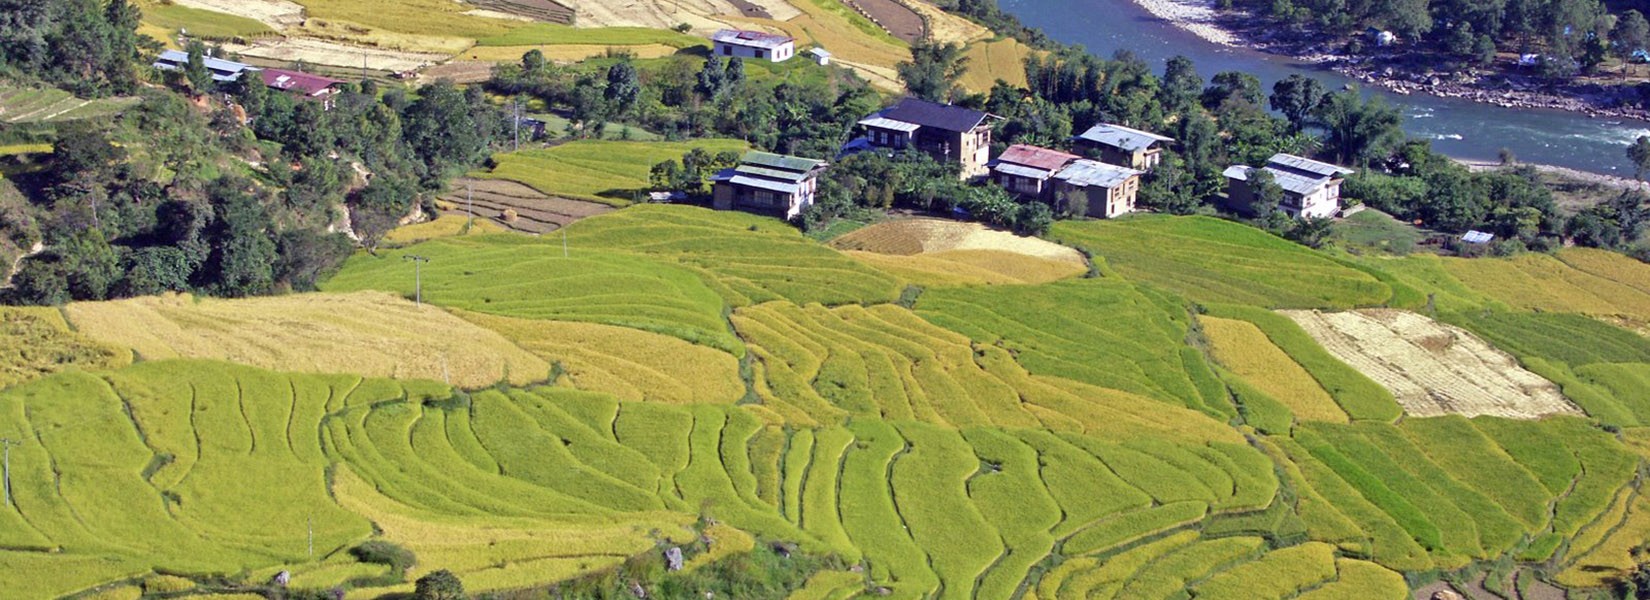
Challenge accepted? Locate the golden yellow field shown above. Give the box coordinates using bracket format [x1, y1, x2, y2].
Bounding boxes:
[845, 249, 1083, 286]
[1443, 252, 1650, 321]
[0, 306, 132, 388]
[460, 312, 747, 404]
[1557, 492, 1650, 587]
[385, 214, 509, 245]
[1201, 316, 1347, 423]
[959, 37, 1034, 92]
[63, 292, 549, 388]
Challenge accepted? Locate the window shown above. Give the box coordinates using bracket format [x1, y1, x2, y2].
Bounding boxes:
[723, 45, 732, 56]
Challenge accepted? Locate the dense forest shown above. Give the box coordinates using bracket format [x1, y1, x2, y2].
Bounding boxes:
[0, 0, 504, 305]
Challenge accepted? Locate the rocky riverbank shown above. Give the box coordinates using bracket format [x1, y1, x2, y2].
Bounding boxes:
[1131, 0, 1650, 121]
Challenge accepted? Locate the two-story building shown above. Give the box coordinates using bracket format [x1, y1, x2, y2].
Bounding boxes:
[856, 97, 998, 179]
[152, 49, 258, 84]
[711, 29, 796, 62]
[1073, 123, 1174, 172]
[711, 151, 828, 220]
[1051, 160, 1144, 219]
[990, 144, 1080, 198]
[1223, 154, 1355, 219]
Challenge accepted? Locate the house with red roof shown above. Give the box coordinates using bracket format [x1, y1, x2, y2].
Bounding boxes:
[261, 68, 345, 108]
[990, 144, 1081, 198]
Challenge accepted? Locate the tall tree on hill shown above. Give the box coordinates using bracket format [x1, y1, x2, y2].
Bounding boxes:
[1312, 88, 1403, 166]
[1270, 74, 1327, 132]
[605, 60, 641, 115]
[1629, 135, 1650, 180]
[1158, 56, 1203, 115]
[897, 41, 970, 102]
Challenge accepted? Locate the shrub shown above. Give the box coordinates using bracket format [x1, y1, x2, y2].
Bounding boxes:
[351, 540, 416, 573]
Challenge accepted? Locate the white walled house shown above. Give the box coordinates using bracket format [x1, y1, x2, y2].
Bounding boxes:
[1223, 154, 1355, 219]
[712, 30, 796, 62]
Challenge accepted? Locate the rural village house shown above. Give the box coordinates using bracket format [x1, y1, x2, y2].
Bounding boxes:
[1073, 123, 1174, 172]
[711, 29, 796, 62]
[854, 97, 998, 179]
[260, 68, 345, 108]
[152, 50, 257, 83]
[991, 144, 1081, 198]
[1223, 153, 1355, 219]
[1052, 160, 1144, 219]
[712, 151, 828, 220]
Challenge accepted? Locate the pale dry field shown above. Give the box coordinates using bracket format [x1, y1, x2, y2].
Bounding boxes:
[565, 0, 751, 29]
[64, 291, 550, 388]
[1282, 309, 1581, 419]
[460, 312, 747, 404]
[463, 43, 682, 62]
[833, 218, 1086, 264]
[170, 0, 306, 28]
[906, 0, 992, 44]
[225, 37, 452, 71]
[845, 249, 1084, 286]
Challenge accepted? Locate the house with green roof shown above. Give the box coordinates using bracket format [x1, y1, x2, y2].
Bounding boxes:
[711, 151, 828, 220]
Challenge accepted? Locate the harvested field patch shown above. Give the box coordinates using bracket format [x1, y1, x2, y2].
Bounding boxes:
[0, 306, 132, 388]
[907, 0, 992, 44]
[290, 0, 520, 39]
[1051, 216, 1391, 309]
[464, 43, 683, 62]
[137, 1, 275, 40]
[1283, 309, 1580, 419]
[475, 23, 707, 48]
[435, 177, 614, 234]
[846, 0, 925, 44]
[168, 0, 305, 29]
[63, 291, 549, 388]
[225, 37, 450, 72]
[1202, 316, 1347, 423]
[832, 218, 1084, 263]
[458, 312, 745, 404]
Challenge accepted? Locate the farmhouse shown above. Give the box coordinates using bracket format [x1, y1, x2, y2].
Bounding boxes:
[1073, 123, 1174, 171]
[856, 97, 998, 178]
[1223, 153, 1355, 219]
[1052, 160, 1144, 219]
[712, 151, 828, 220]
[711, 29, 796, 62]
[152, 49, 257, 83]
[991, 144, 1080, 198]
[261, 69, 344, 107]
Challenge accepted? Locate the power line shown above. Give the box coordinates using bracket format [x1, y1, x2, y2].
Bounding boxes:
[403, 254, 431, 305]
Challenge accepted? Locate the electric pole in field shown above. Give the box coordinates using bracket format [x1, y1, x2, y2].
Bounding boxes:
[513, 97, 521, 152]
[1, 438, 16, 508]
[403, 255, 430, 306]
[466, 180, 474, 227]
[307, 515, 314, 558]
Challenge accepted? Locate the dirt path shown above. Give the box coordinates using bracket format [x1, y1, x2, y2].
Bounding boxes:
[847, 0, 926, 44]
[1282, 309, 1583, 419]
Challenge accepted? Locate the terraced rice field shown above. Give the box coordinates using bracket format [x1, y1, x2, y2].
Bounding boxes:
[63, 291, 549, 388]
[434, 178, 614, 234]
[832, 218, 1086, 285]
[563, 205, 904, 306]
[1441, 249, 1650, 321]
[0, 306, 131, 388]
[1050, 216, 1392, 309]
[1201, 316, 1347, 423]
[320, 234, 743, 354]
[1282, 309, 1580, 419]
[475, 139, 749, 207]
[959, 37, 1035, 91]
[137, 1, 275, 40]
[0, 86, 139, 124]
[383, 214, 509, 244]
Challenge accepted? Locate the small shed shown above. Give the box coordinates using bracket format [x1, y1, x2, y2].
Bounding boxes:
[1461, 230, 1495, 244]
[809, 48, 832, 65]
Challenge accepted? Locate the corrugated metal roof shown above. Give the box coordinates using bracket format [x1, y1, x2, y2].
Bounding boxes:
[1462, 230, 1495, 244]
[712, 29, 794, 49]
[728, 175, 801, 194]
[997, 144, 1080, 172]
[1075, 123, 1173, 152]
[1056, 160, 1141, 188]
[878, 97, 991, 133]
[994, 163, 1055, 180]
[857, 116, 921, 132]
[1227, 158, 1349, 196]
[1267, 153, 1354, 178]
[261, 68, 343, 96]
[736, 164, 810, 182]
[741, 151, 824, 173]
[155, 49, 256, 81]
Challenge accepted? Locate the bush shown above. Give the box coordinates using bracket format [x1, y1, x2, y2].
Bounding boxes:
[351, 540, 416, 573]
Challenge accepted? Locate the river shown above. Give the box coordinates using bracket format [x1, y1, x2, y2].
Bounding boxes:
[1001, 0, 1650, 175]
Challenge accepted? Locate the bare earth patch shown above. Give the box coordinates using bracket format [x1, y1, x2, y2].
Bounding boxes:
[436, 177, 615, 234]
[1281, 309, 1582, 419]
[170, 0, 306, 29]
[563, 0, 748, 29]
[224, 37, 450, 71]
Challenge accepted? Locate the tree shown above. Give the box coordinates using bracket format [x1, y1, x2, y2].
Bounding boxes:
[1011, 201, 1055, 236]
[1204, 71, 1264, 110]
[521, 48, 546, 74]
[1270, 74, 1326, 132]
[414, 570, 465, 600]
[1288, 217, 1336, 248]
[1159, 55, 1203, 114]
[200, 178, 276, 297]
[897, 41, 970, 102]
[605, 60, 641, 115]
[695, 57, 726, 100]
[1246, 167, 1285, 217]
[1618, 11, 1650, 65]
[184, 40, 215, 94]
[1629, 135, 1650, 180]
[1312, 89, 1404, 166]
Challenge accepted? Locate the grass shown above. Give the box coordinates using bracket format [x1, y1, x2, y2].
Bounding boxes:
[64, 291, 549, 389]
[0, 143, 52, 156]
[1049, 216, 1392, 309]
[475, 139, 749, 206]
[138, 2, 274, 40]
[319, 235, 743, 355]
[1201, 316, 1348, 423]
[384, 214, 509, 244]
[561, 205, 904, 307]
[290, 0, 521, 40]
[0, 83, 139, 124]
[843, 249, 1085, 287]
[1294, 559, 1409, 600]
[1442, 250, 1650, 320]
[1191, 541, 1339, 600]
[0, 306, 131, 389]
[1331, 209, 1425, 255]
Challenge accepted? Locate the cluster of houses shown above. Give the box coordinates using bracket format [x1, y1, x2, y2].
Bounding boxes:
[711, 95, 1356, 224]
[152, 50, 348, 108]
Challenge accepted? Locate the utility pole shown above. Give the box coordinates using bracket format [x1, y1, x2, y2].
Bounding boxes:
[1, 438, 15, 508]
[513, 97, 521, 152]
[562, 228, 569, 258]
[307, 515, 314, 558]
[466, 180, 474, 228]
[403, 255, 430, 306]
